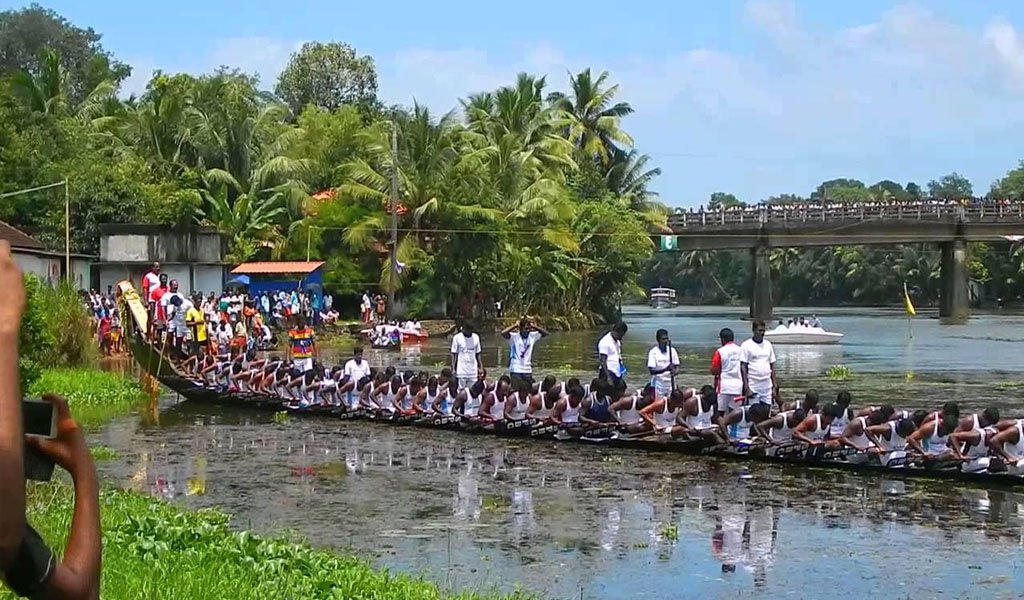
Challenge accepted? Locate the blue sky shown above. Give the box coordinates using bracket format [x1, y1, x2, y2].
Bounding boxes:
[30, 0, 1024, 206]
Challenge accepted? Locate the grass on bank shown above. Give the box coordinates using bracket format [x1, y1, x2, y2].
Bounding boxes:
[26, 368, 146, 428]
[6, 484, 533, 600]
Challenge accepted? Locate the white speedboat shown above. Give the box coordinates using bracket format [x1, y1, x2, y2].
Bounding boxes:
[764, 324, 843, 345]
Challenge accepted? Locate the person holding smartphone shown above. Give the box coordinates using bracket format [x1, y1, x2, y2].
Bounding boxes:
[0, 241, 102, 599]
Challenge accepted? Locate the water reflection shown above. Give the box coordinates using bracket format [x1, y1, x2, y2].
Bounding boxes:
[97, 406, 1024, 599]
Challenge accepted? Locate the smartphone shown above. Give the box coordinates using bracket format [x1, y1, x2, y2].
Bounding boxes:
[23, 399, 56, 482]
[23, 398, 57, 439]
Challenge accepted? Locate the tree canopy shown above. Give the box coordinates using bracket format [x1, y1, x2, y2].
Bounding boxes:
[4, 7, 1024, 319]
[275, 42, 378, 116]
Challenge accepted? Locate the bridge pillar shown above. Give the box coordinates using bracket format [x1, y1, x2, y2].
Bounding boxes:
[750, 244, 773, 322]
[939, 238, 969, 322]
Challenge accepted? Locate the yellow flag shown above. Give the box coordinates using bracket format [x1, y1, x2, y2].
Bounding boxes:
[903, 283, 916, 317]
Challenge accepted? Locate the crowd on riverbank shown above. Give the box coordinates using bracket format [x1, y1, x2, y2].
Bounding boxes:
[682, 197, 1024, 214]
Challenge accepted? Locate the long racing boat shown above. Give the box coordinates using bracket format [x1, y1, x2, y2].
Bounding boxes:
[116, 281, 1024, 489]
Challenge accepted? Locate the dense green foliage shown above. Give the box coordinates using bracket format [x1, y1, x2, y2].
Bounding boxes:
[19, 276, 96, 385]
[7, 484, 532, 600]
[0, 6, 664, 323]
[646, 171, 1024, 306]
[8, 7, 1024, 316]
[27, 368, 144, 427]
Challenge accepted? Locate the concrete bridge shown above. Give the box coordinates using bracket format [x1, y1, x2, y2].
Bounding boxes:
[656, 202, 1024, 322]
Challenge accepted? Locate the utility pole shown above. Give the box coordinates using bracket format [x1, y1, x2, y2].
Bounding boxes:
[0, 180, 71, 283]
[388, 122, 399, 318]
[64, 178, 70, 282]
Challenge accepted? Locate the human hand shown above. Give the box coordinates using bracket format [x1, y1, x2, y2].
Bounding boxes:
[25, 394, 92, 478]
[0, 240, 26, 336]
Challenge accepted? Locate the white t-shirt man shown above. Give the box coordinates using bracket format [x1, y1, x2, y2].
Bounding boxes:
[740, 337, 776, 405]
[509, 331, 543, 375]
[597, 332, 624, 378]
[646, 345, 680, 397]
[343, 358, 372, 383]
[169, 298, 193, 338]
[714, 341, 744, 412]
[451, 332, 481, 389]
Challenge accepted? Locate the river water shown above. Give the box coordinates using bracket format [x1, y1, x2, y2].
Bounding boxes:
[95, 307, 1024, 599]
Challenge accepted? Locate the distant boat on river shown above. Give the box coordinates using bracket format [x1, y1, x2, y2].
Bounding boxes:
[649, 287, 677, 309]
[764, 323, 843, 345]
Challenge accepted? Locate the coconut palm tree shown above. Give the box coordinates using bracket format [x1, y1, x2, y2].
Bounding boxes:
[548, 68, 634, 166]
[8, 47, 116, 118]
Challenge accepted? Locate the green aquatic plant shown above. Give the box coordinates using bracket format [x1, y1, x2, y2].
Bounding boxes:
[273, 411, 289, 424]
[90, 445, 120, 461]
[658, 523, 679, 541]
[9, 483, 536, 600]
[825, 364, 852, 381]
[27, 368, 144, 427]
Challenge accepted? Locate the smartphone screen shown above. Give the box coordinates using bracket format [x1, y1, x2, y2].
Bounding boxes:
[23, 399, 56, 438]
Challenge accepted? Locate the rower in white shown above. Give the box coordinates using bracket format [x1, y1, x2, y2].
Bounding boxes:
[478, 383, 509, 424]
[718, 403, 772, 443]
[754, 409, 807, 448]
[950, 425, 999, 474]
[641, 388, 691, 436]
[988, 419, 1024, 475]
[505, 380, 534, 422]
[791, 403, 841, 447]
[781, 390, 819, 414]
[866, 418, 916, 468]
[608, 383, 653, 434]
[838, 406, 895, 464]
[907, 414, 957, 461]
[527, 386, 561, 423]
[552, 385, 587, 436]
[453, 380, 488, 421]
[680, 385, 724, 443]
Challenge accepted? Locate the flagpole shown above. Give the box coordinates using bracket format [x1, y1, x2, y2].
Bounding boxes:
[903, 282, 914, 339]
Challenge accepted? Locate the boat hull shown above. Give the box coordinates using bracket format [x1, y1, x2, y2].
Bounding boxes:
[115, 280, 1021, 490]
[156, 379, 1024, 488]
[764, 332, 843, 345]
[649, 299, 678, 309]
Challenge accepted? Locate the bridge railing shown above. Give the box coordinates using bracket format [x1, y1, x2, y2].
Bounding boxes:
[667, 201, 1024, 229]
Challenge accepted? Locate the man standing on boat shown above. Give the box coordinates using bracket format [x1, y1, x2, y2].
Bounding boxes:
[646, 329, 679, 400]
[711, 328, 743, 415]
[740, 320, 779, 409]
[598, 322, 628, 385]
[451, 322, 482, 391]
[288, 316, 317, 373]
[141, 261, 160, 305]
[502, 317, 548, 390]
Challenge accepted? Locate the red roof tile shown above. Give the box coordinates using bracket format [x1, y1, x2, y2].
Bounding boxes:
[231, 261, 326, 275]
[0, 221, 45, 250]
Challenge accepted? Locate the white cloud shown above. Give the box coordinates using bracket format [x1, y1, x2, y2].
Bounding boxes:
[985, 18, 1024, 90]
[120, 2, 1024, 202]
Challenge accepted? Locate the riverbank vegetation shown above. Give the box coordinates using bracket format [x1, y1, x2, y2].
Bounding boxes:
[27, 367, 145, 427]
[0, 5, 661, 325]
[20, 274, 96, 386]
[643, 177, 1024, 308]
[5, 484, 531, 600]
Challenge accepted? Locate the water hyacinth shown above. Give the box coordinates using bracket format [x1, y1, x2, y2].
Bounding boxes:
[27, 368, 145, 428]
[9, 484, 534, 600]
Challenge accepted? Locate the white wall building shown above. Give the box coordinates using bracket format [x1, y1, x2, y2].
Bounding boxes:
[96, 225, 228, 295]
[0, 221, 93, 289]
